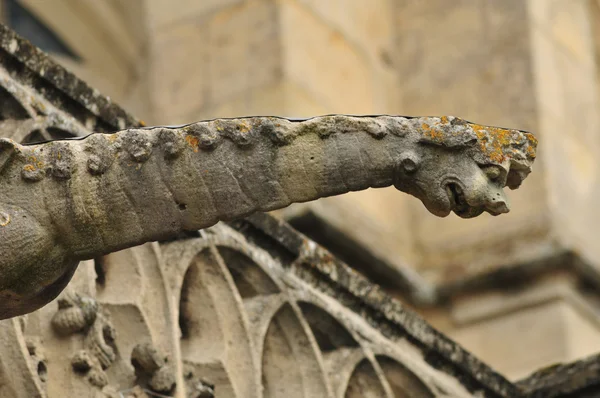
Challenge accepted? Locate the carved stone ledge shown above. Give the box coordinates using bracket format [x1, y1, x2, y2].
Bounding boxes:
[516, 353, 600, 397]
[230, 213, 522, 397]
[0, 24, 140, 132]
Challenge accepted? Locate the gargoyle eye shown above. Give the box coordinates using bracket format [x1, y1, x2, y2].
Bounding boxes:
[481, 165, 503, 182]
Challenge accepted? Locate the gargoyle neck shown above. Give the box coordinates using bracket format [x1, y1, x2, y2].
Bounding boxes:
[7, 116, 407, 258]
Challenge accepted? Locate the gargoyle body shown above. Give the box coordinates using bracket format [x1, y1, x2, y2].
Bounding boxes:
[0, 115, 537, 318]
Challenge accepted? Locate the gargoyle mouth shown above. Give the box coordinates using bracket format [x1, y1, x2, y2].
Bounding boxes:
[445, 183, 484, 219]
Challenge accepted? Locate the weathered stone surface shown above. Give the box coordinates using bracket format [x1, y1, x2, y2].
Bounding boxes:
[0, 24, 529, 398]
[0, 24, 140, 132]
[233, 213, 522, 397]
[443, 267, 600, 381]
[33, 6, 600, 366]
[0, 114, 536, 318]
[0, 19, 593, 398]
[51, 293, 98, 336]
[517, 352, 600, 397]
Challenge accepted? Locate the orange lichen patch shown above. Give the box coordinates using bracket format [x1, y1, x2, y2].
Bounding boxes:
[524, 133, 538, 159]
[185, 135, 200, 153]
[469, 123, 514, 164]
[237, 121, 250, 133]
[25, 156, 44, 170]
[421, 122, 444, 142]
[524, 132, 538, 144]
[419, 116, 537, 165]
[22, 164, 36, 172]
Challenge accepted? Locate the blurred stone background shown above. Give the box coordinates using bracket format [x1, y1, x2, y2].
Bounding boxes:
[6, 0, 600, 381]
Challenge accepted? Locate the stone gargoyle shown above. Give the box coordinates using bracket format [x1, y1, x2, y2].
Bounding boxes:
[0, 115, 537, 319]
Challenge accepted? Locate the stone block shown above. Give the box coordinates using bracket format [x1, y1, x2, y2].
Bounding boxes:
[147, 0, 243, 28]
[450, 300, 567, 380]
[529, 0, 595, 67]
[291, 0, 395, 60]
[150, 1, 281, 122]
[279, 0, 376, 114]
[185, 82, 286, 121]
[150, 21, 209, 123]
[448, 277, 600, 380]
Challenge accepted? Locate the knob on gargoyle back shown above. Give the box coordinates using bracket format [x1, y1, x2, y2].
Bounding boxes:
[0, 115, 537, 319]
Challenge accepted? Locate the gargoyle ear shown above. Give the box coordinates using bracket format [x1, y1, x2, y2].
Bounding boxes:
[0, 138, 16, 173]
[398, 151, 421, 174]
[506, 162, 531, 190]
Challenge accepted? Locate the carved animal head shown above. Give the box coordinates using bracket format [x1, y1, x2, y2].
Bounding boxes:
[395, 116, 537, 218]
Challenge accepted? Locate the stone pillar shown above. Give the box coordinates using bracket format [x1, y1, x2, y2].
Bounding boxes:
[147, 0, 283, 122]
[446, 271, 600, 380]
[528, 0, 600, 266]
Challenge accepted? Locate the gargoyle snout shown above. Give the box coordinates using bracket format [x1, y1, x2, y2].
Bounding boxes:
[485, 190, 510, 215]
